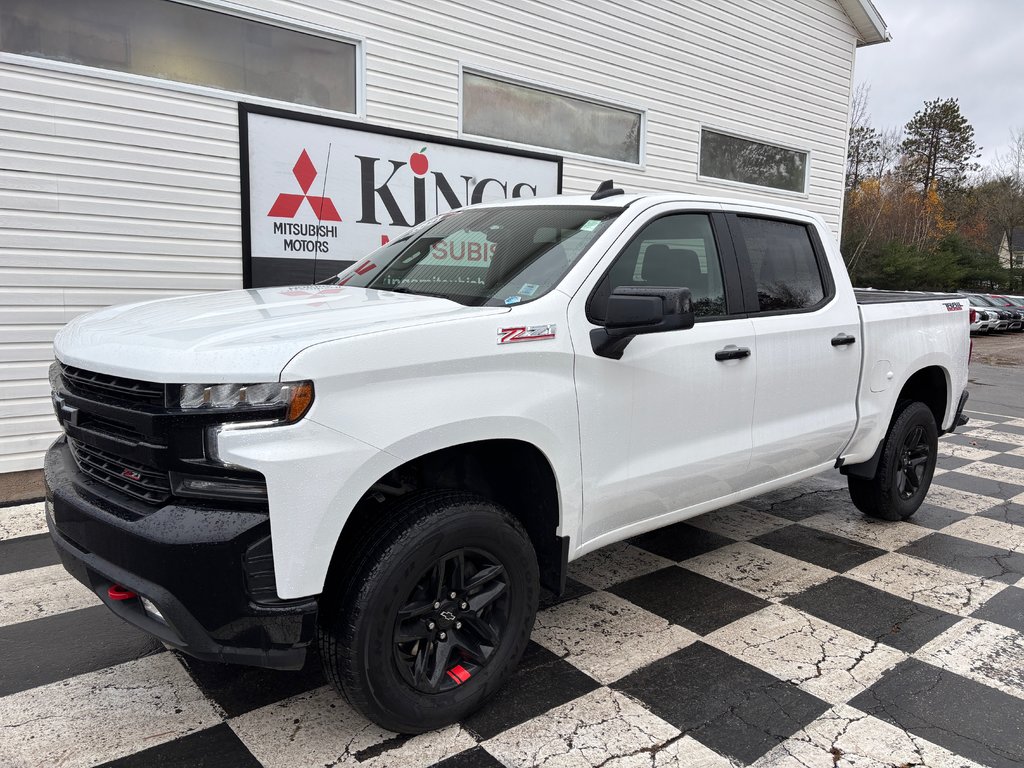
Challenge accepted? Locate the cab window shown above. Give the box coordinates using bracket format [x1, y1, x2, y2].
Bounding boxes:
[734, 216, 826, 312]
[589, 213, 726, 323]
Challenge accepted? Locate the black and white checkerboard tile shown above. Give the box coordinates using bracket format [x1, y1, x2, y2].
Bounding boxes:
[3, 411, 1024, 768]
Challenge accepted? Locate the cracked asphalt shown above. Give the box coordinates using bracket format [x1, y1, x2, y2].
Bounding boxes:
[0, 367, 1022, 767]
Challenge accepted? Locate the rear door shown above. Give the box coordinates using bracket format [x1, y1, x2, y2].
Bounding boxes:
[569, 205, 756, 545]
[726, 211, 861, 485]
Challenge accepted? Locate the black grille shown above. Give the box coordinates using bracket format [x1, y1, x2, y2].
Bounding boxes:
[54, 361, 268, 508]
[68, 438, 172, 505]
[59, 363, 165, 407]
[77, 412, 167, 446]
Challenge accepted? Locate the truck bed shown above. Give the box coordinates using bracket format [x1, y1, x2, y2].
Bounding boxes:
[854, 288, 963, 305]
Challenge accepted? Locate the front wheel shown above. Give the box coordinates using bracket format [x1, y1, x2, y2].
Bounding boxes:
[318, 491, 539, 733]
[848, 401, 938, 521]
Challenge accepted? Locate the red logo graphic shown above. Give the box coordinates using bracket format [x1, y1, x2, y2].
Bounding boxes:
[268, 150, 342, 221]
[336, 259, 377, 286]
[409, 146, 429, 176]
[121, 468, 142, 481]
[497, 325, 557, 344]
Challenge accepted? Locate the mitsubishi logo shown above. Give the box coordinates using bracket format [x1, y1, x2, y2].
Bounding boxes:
[268, 149, 342, 221]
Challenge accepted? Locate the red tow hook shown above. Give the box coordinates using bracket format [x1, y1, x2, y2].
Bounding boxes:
[108, 584, 138, 601]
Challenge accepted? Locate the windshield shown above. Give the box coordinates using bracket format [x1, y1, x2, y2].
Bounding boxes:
[323, 205, 620, 306]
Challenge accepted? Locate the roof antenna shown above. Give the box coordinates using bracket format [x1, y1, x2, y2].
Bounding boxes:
[592, 179, 624, 200]
[312, 142, 332, 284]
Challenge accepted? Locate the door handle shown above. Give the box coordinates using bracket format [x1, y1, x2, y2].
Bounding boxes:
[831, 333, 856, 347]
[715, 346, 751, 361]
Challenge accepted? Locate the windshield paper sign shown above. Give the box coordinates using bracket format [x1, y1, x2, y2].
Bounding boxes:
[242, 106, 562, 287]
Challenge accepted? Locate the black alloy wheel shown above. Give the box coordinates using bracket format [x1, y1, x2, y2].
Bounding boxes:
[318, 490, 538, 734]
[894, 424, 931, 500]
[393, 548, 510, 693]
[848, 400, 938, 521]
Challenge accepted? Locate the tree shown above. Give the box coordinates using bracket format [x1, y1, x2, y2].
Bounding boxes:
[992, 128, 1024, 290]
[846, 84, 880, 192]
[900, 98, 981, 195]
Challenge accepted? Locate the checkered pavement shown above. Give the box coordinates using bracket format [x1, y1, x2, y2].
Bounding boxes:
[2, 411, 1023, 768]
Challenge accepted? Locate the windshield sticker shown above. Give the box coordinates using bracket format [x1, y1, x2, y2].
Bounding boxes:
[504, 295, 522, 305]
[580, 219, 601, 232]
[497, 324, 556, 344]
[518, 283, 539, 297]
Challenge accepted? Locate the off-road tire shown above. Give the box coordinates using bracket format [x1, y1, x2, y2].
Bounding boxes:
[318, 490, 539, 733]
[848, 401, 938, 521]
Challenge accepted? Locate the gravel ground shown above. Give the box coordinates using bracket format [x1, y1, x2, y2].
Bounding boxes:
[971, 330, 1024, 367]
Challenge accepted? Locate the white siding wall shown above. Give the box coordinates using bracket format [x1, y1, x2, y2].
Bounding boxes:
[0, 0, 857, 473]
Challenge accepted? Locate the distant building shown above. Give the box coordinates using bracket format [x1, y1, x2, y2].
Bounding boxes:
[997, 227, 1024, 270]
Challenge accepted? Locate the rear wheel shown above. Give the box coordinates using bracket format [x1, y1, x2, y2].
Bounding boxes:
[318, 491, 538, 733]
[848, 401, 938, 521]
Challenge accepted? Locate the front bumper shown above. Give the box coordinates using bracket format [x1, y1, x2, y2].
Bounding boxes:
[45, 438, 317, 670]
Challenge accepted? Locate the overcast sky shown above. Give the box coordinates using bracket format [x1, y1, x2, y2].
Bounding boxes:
[854, 0, 1024, 169]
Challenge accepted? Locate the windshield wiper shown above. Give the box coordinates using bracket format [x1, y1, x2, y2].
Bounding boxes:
[382, 286, 473, 304]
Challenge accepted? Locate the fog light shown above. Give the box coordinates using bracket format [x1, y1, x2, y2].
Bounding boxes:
[175, 476, 268, 500]
[139, 596, 166, 624]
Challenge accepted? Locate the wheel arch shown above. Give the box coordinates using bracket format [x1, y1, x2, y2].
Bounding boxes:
[842, 363, 950, 480]
[896, 365, 949, 429]
[327, 438, 569, 595]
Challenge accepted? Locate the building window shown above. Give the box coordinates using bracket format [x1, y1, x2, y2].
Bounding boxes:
[462, 71, 642, 164]
[0, 0, 357, 112]
[700, 129, 808, 193]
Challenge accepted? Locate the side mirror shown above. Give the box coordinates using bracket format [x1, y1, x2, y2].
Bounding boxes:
[591, 286, 695, 359]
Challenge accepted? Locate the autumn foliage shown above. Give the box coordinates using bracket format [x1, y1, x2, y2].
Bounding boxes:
[843, 90, 1019, 292]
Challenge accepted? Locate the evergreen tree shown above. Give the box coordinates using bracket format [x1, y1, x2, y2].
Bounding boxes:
[901, 98, 981, 194]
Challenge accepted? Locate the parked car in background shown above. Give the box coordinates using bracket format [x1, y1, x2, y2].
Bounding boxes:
[983, 294, 1023, 331]
[962, 294, 1014, 332]
[987, 295, 1024, 332]
[969, 306, 994, 334]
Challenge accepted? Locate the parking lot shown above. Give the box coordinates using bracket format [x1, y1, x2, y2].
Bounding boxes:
[971, 329, 1024, 368]
[1, 363, 1022, 768]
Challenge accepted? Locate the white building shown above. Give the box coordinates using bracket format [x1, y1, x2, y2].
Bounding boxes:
[0, 0, 888, 476]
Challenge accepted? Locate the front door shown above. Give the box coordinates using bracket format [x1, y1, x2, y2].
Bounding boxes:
[569, 208, 757, 547]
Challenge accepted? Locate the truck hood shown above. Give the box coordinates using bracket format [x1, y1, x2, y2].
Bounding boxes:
[54, 285, 508, 382]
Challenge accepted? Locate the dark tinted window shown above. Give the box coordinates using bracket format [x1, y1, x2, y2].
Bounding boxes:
[590, 214, 726, 322]
[736, 217, 825, 312]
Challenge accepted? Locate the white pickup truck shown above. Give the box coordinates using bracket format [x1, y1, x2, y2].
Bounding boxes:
[45, 186, 970, 733]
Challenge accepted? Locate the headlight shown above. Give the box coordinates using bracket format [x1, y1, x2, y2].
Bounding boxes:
[179, 381, 314, 423]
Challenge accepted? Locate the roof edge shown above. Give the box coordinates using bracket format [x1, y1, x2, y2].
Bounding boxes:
[837, 0, 891, 46]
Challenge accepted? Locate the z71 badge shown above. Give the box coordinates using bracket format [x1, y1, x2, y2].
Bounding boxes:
[497, 325, 557, 344]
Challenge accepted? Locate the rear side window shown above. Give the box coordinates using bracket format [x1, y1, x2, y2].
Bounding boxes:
[589, 213, 727, 323]
[735, 217, 825, 312]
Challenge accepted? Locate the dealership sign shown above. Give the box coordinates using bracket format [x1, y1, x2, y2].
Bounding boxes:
[240, 104, 562, 287]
